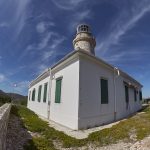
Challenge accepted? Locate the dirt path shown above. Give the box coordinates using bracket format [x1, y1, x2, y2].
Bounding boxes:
[6, 114, 32, 150]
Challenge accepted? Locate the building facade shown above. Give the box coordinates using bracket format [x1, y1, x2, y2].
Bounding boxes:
[27, 24, 142, 130]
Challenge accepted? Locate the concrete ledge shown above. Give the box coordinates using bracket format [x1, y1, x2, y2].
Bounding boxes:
[0, 103, 11, 150]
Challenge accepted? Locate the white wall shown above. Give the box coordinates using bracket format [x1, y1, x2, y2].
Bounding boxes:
[50, 59, 79, 130]
[116, 76, 142, 120]
[78, 57, 115, 129]
[27, 52, 142, 130]
[27, 77, 50, 118]
[78, 56, 142, 129]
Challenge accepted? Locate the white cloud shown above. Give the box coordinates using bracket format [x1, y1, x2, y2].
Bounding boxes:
[38, 32, 53, 49]
[103, 52, 125, 63]
[69, 9, 92, 31]
[50, 36, 66, 49]
[36, 21, 55, 33]
[37, 64, 49, 74]
[19, 31, 65, 62]
[103, 49, 150, 64]
[0, 22, 9, 28]
[42, 51, 55, 60]
[13, 0, 31, 37]
[96, 1, 150, 54]
[0, 73, 6, 82]
[52, 0, 86, 10]
[13, 80, 30, 94]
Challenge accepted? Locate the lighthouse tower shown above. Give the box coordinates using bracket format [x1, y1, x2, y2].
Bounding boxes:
[73, 24, 96, 55]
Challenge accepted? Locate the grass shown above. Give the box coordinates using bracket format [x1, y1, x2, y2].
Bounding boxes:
[11, 104, 150, 149]
[11, 105, 86, 149]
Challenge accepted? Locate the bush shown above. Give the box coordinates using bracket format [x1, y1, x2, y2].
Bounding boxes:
[0, 95, 11, 105]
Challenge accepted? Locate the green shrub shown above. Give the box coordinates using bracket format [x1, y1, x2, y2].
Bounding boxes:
[0, 95, 11, 105]
[24, 138, 55, 150]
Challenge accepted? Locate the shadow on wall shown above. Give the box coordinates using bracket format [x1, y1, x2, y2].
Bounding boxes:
[6, 106, 37, 150]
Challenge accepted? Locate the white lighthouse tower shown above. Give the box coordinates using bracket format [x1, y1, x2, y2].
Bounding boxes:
[73, 24, 96, 55]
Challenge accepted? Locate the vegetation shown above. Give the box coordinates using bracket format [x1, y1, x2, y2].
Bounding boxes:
[0, 89, 27, 106]
[0, 95, 11, 106]
[11, 105, 86, 150]
[11, 105, 150, 149]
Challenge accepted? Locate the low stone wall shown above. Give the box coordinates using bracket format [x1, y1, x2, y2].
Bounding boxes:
[0, 103, 11, 150]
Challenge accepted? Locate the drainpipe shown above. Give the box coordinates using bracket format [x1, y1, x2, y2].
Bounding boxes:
[113, 67, 120, 121]
[47, 68, 52, 120]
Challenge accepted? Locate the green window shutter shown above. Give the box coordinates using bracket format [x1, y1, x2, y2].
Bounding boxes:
[134, 89, 137, 101]
[125, 85, 129, 103]
[29, 91, 31, 101]
[55, 78, 62, 103]
[32, 89, 36, 101]
[38, 85, 42, 102]
[43, 83, 48, 102]
[101, 78, 108, 104]
[139, 91, 142, 101]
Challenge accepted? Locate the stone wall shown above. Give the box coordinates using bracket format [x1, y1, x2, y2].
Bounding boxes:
[0, 103, 11, 150]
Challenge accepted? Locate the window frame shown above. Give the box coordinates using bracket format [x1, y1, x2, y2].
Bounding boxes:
[43, 82, 48, 103]
[55, 77, 63, 104]
[100, 77, 109, 104]
[124, 85, 129, 103]
[32, 88, 36, 101]
[134, 89, 137, 102]
[139, 90, 142, 101]
[28, 91, 31, 101]
[38, 85, 42, 102]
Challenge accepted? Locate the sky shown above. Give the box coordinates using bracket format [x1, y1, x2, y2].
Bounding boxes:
[0, 0, 150, 97]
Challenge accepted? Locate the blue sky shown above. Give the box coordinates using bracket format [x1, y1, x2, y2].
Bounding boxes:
[0, 0, 150, 97]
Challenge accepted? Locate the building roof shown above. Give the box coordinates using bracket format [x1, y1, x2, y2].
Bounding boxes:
[29, 49, 142, 88]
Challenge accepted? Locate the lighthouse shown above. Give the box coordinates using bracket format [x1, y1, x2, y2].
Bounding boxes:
[73, 24, 96, 55]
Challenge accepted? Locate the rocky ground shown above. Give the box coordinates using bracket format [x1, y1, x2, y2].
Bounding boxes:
[55, 140, 150, 150]
[6, 114, 150, 150]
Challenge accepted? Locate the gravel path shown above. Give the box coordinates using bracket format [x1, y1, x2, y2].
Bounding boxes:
[6, 114, 32, 150]
[56, 139, 150, 150]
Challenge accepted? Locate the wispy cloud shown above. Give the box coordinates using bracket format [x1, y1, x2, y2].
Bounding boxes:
[14, 0, 30, 37]
[37, 64, 50, 75]
[0, 22, 9, 28]
[103, 49, 150, 64]
[51, 0, 86, 10]
[96, 0, 150, 54]
[36, 21, 55, 33]
[0, 73, 6, 82]
[69, 9, 92, 31]
[13, 80, 30, 95]
[38, 32, 54, 49]
[42, 51, 55, 60]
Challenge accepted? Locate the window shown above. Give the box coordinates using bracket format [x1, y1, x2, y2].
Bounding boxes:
[139, 91, 142, 101]
[43, 83, 48, 102]
[55, 78, 62, 103]
[38, 85, 42, 102]
[28, 91, 31, 101]
[101, 78, 108, 104]
[125, 85, 129, 103]
[134, 89, 137, 101]
[32, 88, 36, 101]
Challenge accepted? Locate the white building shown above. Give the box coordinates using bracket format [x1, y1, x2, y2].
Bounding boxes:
[27, 24, 143, 130]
